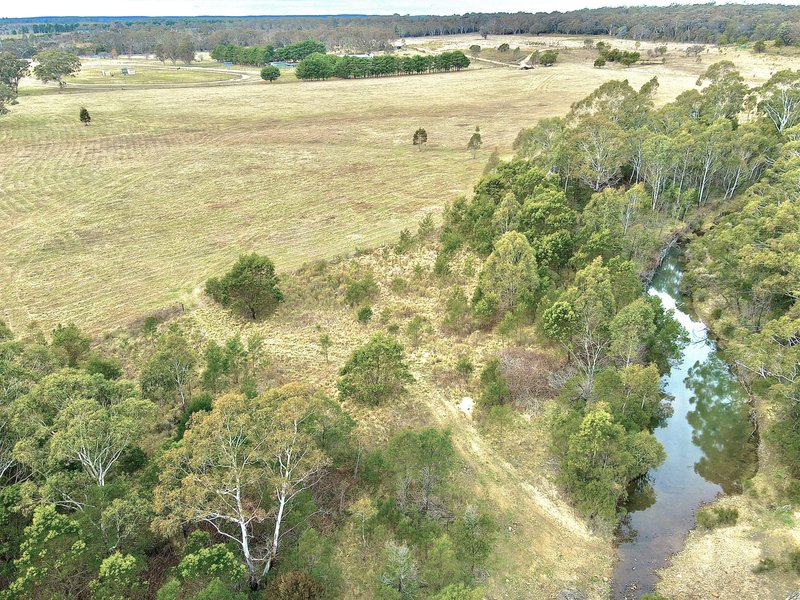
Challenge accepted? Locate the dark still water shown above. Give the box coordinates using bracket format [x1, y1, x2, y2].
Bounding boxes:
[611, 250, 758, 599]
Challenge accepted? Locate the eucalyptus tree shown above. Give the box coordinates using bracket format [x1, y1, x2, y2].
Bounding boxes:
[754, 69, 800, 133]
[154, 386, 331, 588]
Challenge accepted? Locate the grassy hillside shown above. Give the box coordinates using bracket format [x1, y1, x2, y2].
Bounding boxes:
[107, 236, 615, 598]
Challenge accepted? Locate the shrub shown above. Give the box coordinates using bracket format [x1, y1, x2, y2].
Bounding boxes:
[357, 305, 373, 324]
[417, 214, 435, 239]
[752, 557, 776, 574]
[345, 273, 379, 306]
[272, 571, 325, 600]
[696, 505, 739, 529]
[395, 229, 413, 254]
[499, 347, 558, 408]
[456, 357, 474, 380]
[405, 315, 426, 348]
[443, 287, 470, 333]
[176, 393, 214, 439]
[478, 358, 510, 407]
[434, 252, 452, 277]
[390, 277, 407, 294]
[338, 334, 413, 405]
[85, 354, 123, 380]
[788, 548, 800, 574]
[142, 316, 158, 335]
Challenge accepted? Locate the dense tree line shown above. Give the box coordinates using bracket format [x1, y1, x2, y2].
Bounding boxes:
[210, 40, 325, 66]
[684, 134, 800, 498]
[437, 156, 686, 520]
[436, 64, 800, 520]
[295, 51, 469, 81]
[5, 4, 800, 58]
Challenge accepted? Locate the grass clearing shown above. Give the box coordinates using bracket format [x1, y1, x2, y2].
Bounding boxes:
[67, 64, 237, 85]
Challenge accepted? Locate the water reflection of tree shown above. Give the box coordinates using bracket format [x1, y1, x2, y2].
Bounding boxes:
[650, 253, 683, 299]
[617, 476, 657, 544]
[685, 355, 758, 494]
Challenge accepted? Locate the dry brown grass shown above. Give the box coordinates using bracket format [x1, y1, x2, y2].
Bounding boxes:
[5, 37, 799, 335]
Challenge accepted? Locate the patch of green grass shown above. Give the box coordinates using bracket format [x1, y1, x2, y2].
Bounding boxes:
[696, 505, 739, 529]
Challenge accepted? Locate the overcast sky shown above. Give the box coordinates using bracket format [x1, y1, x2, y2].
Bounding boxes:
[2, 0, 792, 19]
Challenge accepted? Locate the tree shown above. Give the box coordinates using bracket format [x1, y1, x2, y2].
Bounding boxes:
[33, 49, 81, 88]
[594, 57, 606, 68]
[260, 65, 280, 82]
[337, 334, 413, 405]
[139, 330, 197, 408]
[49, 395, 155, 486]
[542, 257, 615, 393]
[379, 543, 419, 598]
[641, 134, 677, 209]
[176, 37, 196, 64]
[753, 40, 767, 53]
[413, 127, 427, 151]
[79, 107, 91, 126]
[318, 333, 332, 363]
[0, 52, 29, 93]
[452, 505, 494, 577]
[474, 231, 539, 316]
[206, 253, 284, 320]
[295, 53, 335, 80]
[154, 387, 330, 588]
[539, 50, 558, 66]
[561, 403, 664, 518]
[571, 116, 626, 191]
[387, 428, 455, 514]
[51, 322, 91, 367]
[755, 69, 800, 132]
[609, 299, 656, 366]
[695, 61, 747, 122]
[0, 83, 14, 116]
[467, 126, 482, 159]
[469, 45, 481, 57]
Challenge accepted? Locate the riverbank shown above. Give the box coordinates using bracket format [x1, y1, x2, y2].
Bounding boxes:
[653, 238, 800, 600]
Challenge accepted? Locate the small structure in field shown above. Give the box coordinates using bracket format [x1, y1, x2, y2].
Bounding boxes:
[392, 38, 406, 50]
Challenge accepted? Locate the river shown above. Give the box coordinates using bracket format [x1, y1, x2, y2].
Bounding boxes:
[611, 249, 759, 599]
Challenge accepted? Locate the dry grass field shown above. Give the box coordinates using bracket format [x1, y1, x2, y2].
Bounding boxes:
[3, 35, 800, 336]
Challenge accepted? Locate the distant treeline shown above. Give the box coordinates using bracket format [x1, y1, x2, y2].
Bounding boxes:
[2, 4, 800, 57]
[210, 40, 325, 65]
[294, 50, 470, 80]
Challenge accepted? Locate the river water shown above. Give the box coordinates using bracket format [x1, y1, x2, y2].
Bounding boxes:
[611, 250, 758, 599]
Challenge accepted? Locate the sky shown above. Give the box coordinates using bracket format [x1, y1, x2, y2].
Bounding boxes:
[2, 0, 794, 19]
